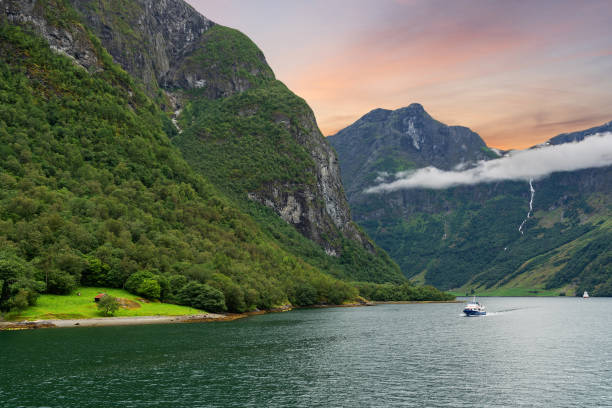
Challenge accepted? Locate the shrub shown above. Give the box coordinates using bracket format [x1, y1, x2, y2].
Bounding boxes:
[168, 274, 188, 296]
[81, 257, 112, 287]
[223, 283, 247, 313]
[136, 278, 161, 299]
[97, 294, 120, 316]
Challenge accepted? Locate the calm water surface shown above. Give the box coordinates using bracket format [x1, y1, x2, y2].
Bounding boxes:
[1, 297, 611, 407]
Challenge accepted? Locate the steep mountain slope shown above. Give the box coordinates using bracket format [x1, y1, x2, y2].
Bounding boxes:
[63, 0, 402, 282]
[0, 2, 398, 313]
[0, 0, 436, 316]
[329, 106, 612, 296]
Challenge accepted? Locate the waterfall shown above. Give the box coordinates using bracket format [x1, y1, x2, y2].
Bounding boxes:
[518, 179, 535, 235]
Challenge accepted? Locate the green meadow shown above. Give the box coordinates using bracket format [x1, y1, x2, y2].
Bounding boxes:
[6, 287, 203, 321]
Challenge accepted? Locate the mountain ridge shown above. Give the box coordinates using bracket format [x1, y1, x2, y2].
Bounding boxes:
[328, 103, 612, 295]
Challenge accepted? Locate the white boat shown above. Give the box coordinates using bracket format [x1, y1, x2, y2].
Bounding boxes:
[583, 291, 589, 299]
[463, 296, 486, 316]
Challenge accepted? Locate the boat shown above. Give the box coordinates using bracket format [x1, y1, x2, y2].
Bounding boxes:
[583, 291, 589, 299]
[463, 296, 486, 316]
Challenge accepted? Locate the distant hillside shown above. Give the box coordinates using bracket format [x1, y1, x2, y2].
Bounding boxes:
[329, 106, 612, 296]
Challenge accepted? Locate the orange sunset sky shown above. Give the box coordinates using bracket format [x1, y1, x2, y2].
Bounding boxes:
[188, 0, 612, 149]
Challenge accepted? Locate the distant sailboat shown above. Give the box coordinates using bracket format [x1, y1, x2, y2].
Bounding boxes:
[583, 291, 589, 299]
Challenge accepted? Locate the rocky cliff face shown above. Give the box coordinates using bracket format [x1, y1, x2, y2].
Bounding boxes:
[69, 0, 273, 99]
[69, 0, 212, 92]
[0, 0, 100, 70]
[245, 99, 367, 255]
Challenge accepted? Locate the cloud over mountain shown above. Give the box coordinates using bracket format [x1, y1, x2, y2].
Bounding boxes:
[366, 133, 612, 192]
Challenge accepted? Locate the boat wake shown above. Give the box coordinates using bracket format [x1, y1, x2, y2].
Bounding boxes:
[493, 307, 524, 314]
[459, 307, 524, 317]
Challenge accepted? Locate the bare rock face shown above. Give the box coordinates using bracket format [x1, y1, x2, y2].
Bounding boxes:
[68, 0, 274, 99]
[0, 0, 100, 70]
[294, 107, 368, 249]
[68, 0, 212, 94]
[247, 107, 368, 254]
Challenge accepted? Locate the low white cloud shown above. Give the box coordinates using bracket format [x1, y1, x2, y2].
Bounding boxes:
[366, 132, 612, 192]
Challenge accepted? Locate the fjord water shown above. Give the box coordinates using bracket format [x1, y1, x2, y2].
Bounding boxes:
[1, 298, 611, 407]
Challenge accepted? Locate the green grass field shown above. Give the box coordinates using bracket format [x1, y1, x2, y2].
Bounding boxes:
[6, 287, 203, 321]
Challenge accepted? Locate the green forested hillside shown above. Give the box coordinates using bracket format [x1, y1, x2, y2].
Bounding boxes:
[65, 0, 405, 285]
[0, 8, 451, 314]
[360, 182, 611, 296]
[177, 80, 315, 194]
[0, 23, 362, 313]
[174, 79, 403, 284]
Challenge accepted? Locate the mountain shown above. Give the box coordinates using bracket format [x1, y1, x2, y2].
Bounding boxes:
[62, 0, 402, 283]
[548, 121, 612, 145]
[328, 106, 612, 296]
[1, 0, 437, 314]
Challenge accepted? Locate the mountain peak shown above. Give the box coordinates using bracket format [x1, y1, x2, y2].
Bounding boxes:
[396, 103, 432, 121]
[357, 104, 433, 128]
[328, 104, 491, 190]
[405, 102, 426, 112]
[360, 108, 393, 123]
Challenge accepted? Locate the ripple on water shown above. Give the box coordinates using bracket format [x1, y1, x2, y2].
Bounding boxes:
[1, 298, 611, 407]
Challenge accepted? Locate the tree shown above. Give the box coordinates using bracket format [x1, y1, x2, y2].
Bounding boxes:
[137, 278, 161, 299]
[125, 270, 162, 300]
[176, 281, 226, 312]
[45, 270, 76, 295]
[289, 282, 318, 306]
[97, 294, 119, 316]
[0, 251, 44, 312]
[81, 256, 112, 287]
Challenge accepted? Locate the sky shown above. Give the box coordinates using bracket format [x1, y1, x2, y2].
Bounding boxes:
[187, 0, 612, 149]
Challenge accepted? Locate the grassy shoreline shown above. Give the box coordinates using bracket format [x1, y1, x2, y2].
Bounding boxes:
[0, 290, 464, 330]
[3, 287, 203, 322]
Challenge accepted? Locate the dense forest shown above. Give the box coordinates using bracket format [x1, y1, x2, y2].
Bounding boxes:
[0, 9, 452, 314]
[0, 24, 352, 313]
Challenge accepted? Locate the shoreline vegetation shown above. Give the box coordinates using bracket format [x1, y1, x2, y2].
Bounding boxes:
[0, 282, 457, 332]
[0, 299, 461, 331]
